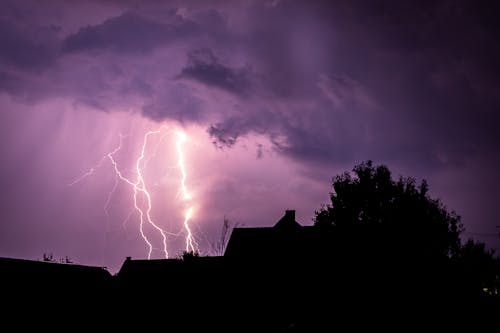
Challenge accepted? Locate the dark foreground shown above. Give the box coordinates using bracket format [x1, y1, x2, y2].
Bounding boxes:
[2, 251, 498, 332]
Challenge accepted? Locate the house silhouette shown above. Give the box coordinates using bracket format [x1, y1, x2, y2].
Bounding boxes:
[117, 209, 315, 277]
[0, 256, 111, 287]
[223, 209, 402, 263]
[115, 211, 310, 289]
[224, 209, 316, 260]
[1, 256, 112, 325]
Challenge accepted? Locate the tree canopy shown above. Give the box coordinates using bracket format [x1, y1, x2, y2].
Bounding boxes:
[314, 160, 463, 258]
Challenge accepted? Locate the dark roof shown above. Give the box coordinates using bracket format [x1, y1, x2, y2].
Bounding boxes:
[0, 257, 112, 286]
[224, 210, 320, 259]
[116, 256, 225, 283]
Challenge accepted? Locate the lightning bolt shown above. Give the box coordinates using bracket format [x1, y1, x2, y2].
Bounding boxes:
[108, 131, 169, 259]
[67, 155, 107, 186]
[121, 209, 135, 231]
[104, 174, 118, 228]
[176, 131, 198, 253]
[69, 125, 200, 259]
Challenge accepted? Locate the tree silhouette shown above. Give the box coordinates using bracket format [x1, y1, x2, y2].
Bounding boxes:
[181, 250, 200, 261]
[458, 239, 500, 297]
[42, 252, 54, 262]
[315, 160, 463, 258]
[209, 216, 240, 256]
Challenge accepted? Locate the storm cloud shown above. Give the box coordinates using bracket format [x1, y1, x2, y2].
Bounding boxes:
[61, 12, 201, 54]
[179, 48, 252, 96]
[1, 0, 498, 170]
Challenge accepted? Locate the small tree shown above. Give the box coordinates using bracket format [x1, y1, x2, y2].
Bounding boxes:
[314, 160, 463, 258]
[209, 216, 239, 256]
[42, 252, 54, 262]
[181, 250, 200, 261]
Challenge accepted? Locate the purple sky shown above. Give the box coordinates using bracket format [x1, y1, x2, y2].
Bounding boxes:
[1, 0, 499, 272]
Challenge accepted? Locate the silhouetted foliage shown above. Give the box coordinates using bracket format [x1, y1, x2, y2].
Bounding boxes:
[458, 239, 500, 297]
[209, 216, 240, 256]
[315, 160, 463, 258]
[42, 253, 73, 264]
[181, 250, 200, 261]
[62, 256, 73, 264]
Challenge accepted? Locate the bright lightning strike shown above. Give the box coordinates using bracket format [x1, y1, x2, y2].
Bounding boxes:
[176, 131, 198, 253]
[108, 131, 169, 259]
[69, 125, 201, 259]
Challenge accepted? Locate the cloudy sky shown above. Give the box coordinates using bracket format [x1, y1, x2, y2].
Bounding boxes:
[1, 0, 499, 271]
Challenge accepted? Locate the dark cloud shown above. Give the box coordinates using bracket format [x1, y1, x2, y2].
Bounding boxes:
[0, 18, 58, 70]
[0, 71, 24, 95]
[0, 4, 237, 123]
[207, 71, 376, 165]
[200, 0, 500, 173]
[142, 83, 206, 123]
[1, 0, 499, 171]
[118, 77, 153, 97]
[179, 48, 252, 96]
[207, 107, 286, 150]
[62, 12, 200, 54]
[208, 119, 240, 148]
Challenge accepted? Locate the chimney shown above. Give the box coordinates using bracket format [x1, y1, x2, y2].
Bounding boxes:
[274, 209, 300, 228]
